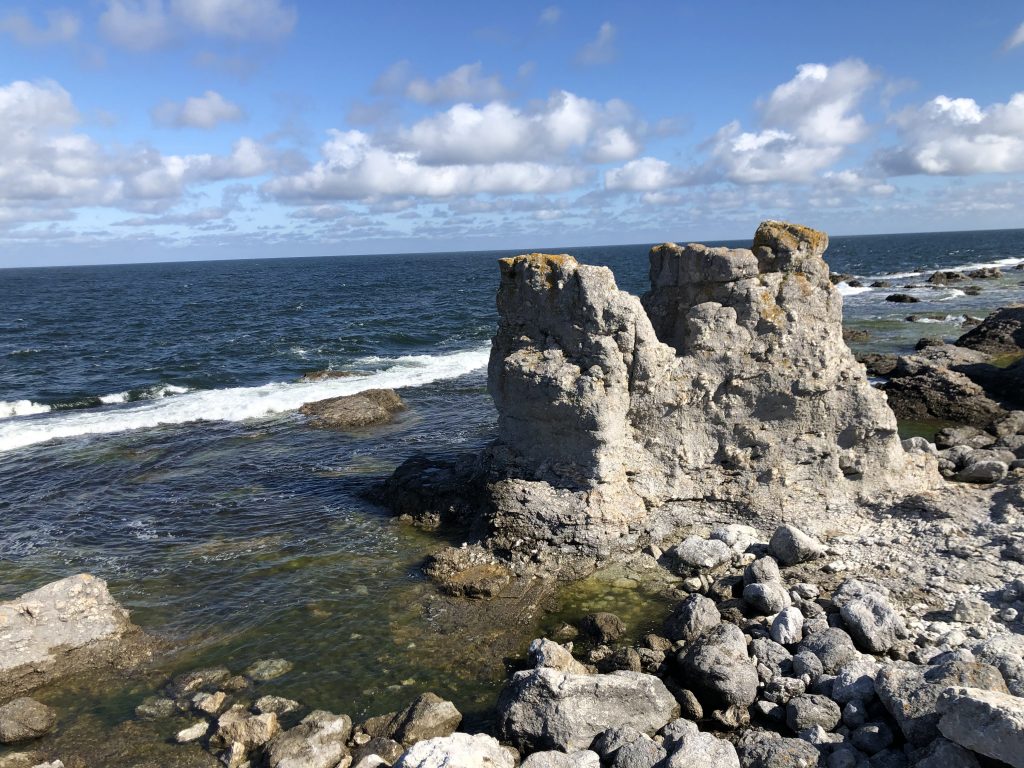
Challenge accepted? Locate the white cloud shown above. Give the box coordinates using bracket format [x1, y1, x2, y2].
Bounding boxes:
[169, 0, 296, 40]
[1005, 21, 1024, 50]
[605, 157, 679, 191]
[576, 22, 615, 66]
[263, 129, 587, 201]
[0, 8, 80, 44]
[881, 92, 1024, 175]
[406, 63, 506, 105]
[99, 0, 171, 51]
[152, 90, 244, 129]
[539, 6, 561, 25]
[0, 79, 270, 229]
[399, 91, 639, 165]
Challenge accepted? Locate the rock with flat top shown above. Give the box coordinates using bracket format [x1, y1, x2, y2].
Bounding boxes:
[937, 686, 1024, 768]
[300, 388, 405, 428]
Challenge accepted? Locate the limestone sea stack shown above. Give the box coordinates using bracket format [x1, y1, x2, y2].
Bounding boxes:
[384, 222, 939, 572]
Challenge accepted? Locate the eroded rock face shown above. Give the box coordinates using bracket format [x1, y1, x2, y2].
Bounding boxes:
[478, 222, 936, 561]
[0, 574, 142, 700]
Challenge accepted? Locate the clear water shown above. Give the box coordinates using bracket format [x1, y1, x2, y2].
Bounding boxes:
[1, 229, 1023, 749]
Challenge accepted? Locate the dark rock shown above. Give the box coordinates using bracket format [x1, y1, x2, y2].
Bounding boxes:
[664, 595, 720, 643]
[927, 271, 967, 284]
[857, 353, 899, 377]
[769, 525, 824, 566]
[885, 293, 920, 303]
[385, 692, 462, 746]
[798, 628, 859, 674]
[956, 305, 1024, 355]
[744, 582, 792, 615]
[300, 388, 406, 428]
[786, 694, 841, 732]
[914, 336, 945, 350]
[843, 329, 870, 343]
[870, 280, 892, 288]
[579, 612, 627, 644]
[298, 369, 361, 382]
[956, 460, 1008, 483]
[851, 722, 893, 755]
[839, 592, 906, 654]
[734, 729, 822, 768]
[966, 267, 1002, 279]
[422, 546, 511, 599]
[590, 725, 666, 767]
[351, 737, 405, 765]
[0, 698, 57, 743]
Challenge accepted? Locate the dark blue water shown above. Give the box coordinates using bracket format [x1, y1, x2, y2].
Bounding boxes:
[0, 228, 1022, 730]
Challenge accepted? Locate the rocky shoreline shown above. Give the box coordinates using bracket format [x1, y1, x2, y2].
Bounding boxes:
[3, 221, 1024, 768]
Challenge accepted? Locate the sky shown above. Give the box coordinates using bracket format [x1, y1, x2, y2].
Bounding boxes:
[1, 1, 1024, 267]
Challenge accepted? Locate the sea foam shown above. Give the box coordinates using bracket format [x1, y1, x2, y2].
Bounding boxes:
[0, 345, 490, 453]
[0, 400, 52, 419]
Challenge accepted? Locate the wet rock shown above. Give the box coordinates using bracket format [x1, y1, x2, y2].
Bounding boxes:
[769, 526, 825, 567]
[967, 267, 1003, 279]
[883, 362, 1005, 428]
[422, 547, 512, 599]
[927, 270, 967, 284]
[298, 369, 361, 382]
[876, 660, 1008, 745]
[520, 750, 600, 768]
[388, 692, 462, 746]
[0, 574, 141, 698]
[786, 694, 840, 732]
[300, 388, 406, 428]
[213, 705, 279, 750]
[351, 737, 404, 765]
[244, 658, 293, 681]
[956, 305, 1024, 355]
[265, 710, 352, 768]
[135, 695, 177, 720]
[394, 732, 515, 768]
[0, 699, 56, 744]
[175, 720, 209, 743]
[885, 293, 919, 303]
[679, 623, 758, 710]
[496, 667, 677, 752]
[192, 690, 226, 716]
[937, 686, 1024, 768]
[664, 595, 720, 643]
[579, 612, 626, 644]
[167, 666, 232, 697]
[253, 696, 301, 716]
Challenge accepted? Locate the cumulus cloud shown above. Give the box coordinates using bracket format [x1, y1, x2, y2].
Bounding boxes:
[263, 129, 587, 201]
[406, 63, 506, 105]
[398, 91, 640, 165]
[1005, 21, 1024, 50]
[605, 59, 875, 190]
[0, 8, 80, 44]
[0, 79, 270, 228]
[99, 0, 296, 51]
[880, 92, 1024, 175]
[576, 22, 615, 65]
[152, 90, 244, 129]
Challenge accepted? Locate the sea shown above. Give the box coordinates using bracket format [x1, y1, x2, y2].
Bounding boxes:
[1, 228, 1023, 742]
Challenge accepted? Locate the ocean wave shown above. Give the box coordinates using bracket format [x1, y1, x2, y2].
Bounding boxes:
[836, 282, 873, 297]
[0, 400, 52, 418]
[0, 345, 491, 453]
[937, 289, 966, 301]
[909, 315, 966, 324]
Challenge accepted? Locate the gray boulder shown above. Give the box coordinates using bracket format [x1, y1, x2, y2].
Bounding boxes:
[659, 718, 740, 767]
[743, 582, 792, 615]
[664, 595, 719, 643]
[839, 593, 906, 653]
[496, 668, 678, 752]
[770, 607, 804, 646]
[590, 725, 665, 767]
[786, 694, 841, 732]
[769, 525, 825, 567]
[0, 699, 57, 744]
[876, 660, 1007, 746]
[957, 460, 1009, 483]
[937, 686, 1024, 768]
[798, 628, 860, 674]
[913, 737, 981, 768]
[0, 574, 139, 698]
[734, 728, 822, 768]
[265, 710, 352, 768]
[394, 732, 515, 768]
[388, 692, 462, 746]
[973, 635, 1024, 695]
[521, 751, 600, 768]
[671, 537, 732, 572]
[678, 623, 758, 710]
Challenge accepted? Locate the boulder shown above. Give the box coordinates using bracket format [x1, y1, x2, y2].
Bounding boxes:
[590, 725, 665, 767]
[0, 699, 56, 744]
[786, 694, 841, 732]
[212, 705, 279, 750]
[768, 526, 824, 567]
[956, 306, 1024, 355]
[0, 574, 141, 699]
[579, 613, 626, 644]
[244, 658, 292, 681]
[937, 686, 1024, 768]
[388, 692, 462, 746]
[839, 592, 906, 653]
[659, 718, 740, 767]
[528, 638, 591, 675]
[663, 595, 720, 643]
[496, 668, 677, 752]
[520, 751, 600, 767]
[678, 623, 758, 710]
[265, 710, 352, 768]
[299, 388, 405, 428]
[733, 729, 822, 768]
[393, 732, 515, 768]
[798, 628, 859, 674]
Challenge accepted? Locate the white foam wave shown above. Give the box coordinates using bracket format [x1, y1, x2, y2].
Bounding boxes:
[910, 315, 966, 324]
[0, 400, 52, 419]
[937, 289, 966, 301]
[836, 282, 873, 297]
[100, 391, 130, 404]
[0, 346, 490, 453]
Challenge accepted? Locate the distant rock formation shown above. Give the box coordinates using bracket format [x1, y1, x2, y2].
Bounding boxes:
[383, 222, 938, 571]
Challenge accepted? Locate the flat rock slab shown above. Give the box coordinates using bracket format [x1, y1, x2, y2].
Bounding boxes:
[300, 389, 405, 428]
[938, 686, 1024, 768]
[0, 574, 141, 699]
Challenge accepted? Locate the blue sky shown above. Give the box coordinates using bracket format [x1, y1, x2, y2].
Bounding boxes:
[2, 1, 1023, 266]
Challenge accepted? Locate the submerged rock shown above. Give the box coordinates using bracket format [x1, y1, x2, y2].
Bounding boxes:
[300, 388, 405, 428]
[0, 698, 57, 744]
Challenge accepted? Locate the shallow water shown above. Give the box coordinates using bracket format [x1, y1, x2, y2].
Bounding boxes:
[1, 229, 1023, 759]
